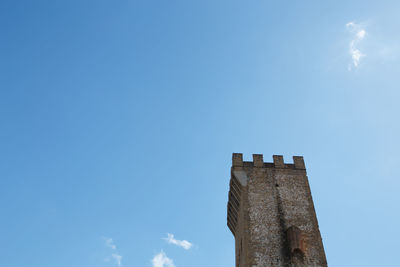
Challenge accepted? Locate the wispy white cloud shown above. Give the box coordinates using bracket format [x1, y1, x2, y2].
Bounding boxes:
[104, 237, 117, 250]
[103, 237, 122, 267]
[152, 251, 175, 267]
[163, 233, 193, 250]
[346, 21, 367, 70]
[112, 253, 122, 267]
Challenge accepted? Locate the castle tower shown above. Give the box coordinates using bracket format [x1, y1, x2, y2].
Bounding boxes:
[227, 153, 327, 267]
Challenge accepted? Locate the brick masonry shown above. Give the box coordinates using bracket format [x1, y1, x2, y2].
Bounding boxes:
[227, 154, 327, 267]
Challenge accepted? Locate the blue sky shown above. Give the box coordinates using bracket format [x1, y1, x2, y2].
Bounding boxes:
[1, 1, 400, 266]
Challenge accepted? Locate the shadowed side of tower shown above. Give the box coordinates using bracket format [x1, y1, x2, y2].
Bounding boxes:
[227, 153, 327, 267]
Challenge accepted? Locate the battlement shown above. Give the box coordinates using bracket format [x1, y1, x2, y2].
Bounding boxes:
[232, 153, 306, 170]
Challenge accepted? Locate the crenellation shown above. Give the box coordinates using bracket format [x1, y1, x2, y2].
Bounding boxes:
[253, 154, 264, 167]
[273, 155, 285, 168]
[233, 153, 244, 167]
[232, 154, 307, 170]
[293, 156, 306, 170]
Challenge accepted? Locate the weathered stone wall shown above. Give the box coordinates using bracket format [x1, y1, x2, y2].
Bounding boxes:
[227, 154, 327, 267]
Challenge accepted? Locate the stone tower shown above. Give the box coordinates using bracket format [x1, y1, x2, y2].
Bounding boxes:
[227, 153, 327, 267]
